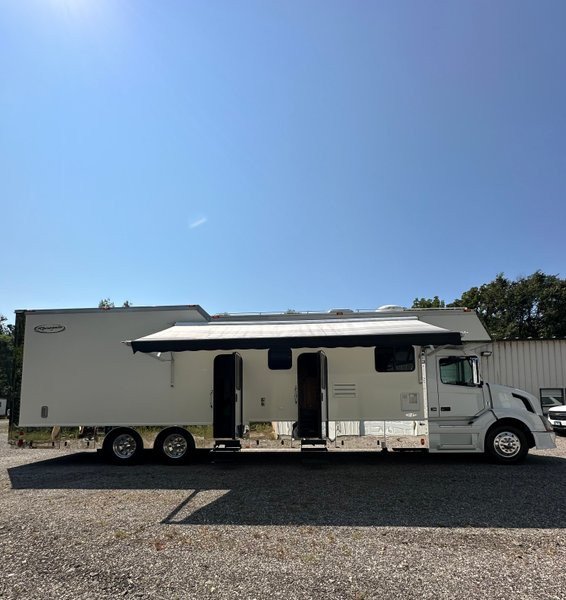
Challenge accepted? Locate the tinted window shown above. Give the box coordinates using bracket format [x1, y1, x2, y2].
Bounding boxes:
[439, 357, 475, 386]
[540, 388, 564, 409]
[268, 348, 292, 370]
[375, 346, 415, 372]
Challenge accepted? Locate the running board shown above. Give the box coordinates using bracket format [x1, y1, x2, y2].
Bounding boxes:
[212, 439, 242, 452]
[301, 439, 328, 452]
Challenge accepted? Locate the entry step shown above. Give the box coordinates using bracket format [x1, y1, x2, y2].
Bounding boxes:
[300, 438, 328, 452]
[212, 439, 242, 452]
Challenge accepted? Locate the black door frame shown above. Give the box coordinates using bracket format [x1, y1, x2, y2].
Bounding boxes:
[213, 353, 243, 438]
[297, 351, 327, 439]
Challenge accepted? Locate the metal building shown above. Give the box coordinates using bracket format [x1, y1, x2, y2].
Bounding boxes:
[475, 340, 566, 412]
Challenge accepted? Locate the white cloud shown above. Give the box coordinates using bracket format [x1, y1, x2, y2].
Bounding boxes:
[189, 217, 207, 229]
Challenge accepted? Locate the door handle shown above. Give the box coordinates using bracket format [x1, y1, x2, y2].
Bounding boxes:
[430, 407, 438, 412]
[440, 406, 451, 412]
[210, 390, 213, 408]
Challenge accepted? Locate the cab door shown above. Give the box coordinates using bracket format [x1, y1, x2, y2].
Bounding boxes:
[427, 352, 487, 419]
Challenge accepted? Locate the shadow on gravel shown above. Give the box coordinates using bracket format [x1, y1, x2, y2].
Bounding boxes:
[7, 449, 566, 528]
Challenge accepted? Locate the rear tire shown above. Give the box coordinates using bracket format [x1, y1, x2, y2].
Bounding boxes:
[485, 425, 528, 464]
[103, 428, 144, 465]
[154, 428, 195, 465]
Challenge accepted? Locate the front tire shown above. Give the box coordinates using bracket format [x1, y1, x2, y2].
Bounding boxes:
[154, 428, 195, 465]
[103, 428, 144, 465]
[485, 425, 528, 464]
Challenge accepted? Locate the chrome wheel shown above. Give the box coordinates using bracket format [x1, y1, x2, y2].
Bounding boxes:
[112, 433, 138, 460]
[155, 428, 195, 464]
[493, 430, 522, 458]
[162, 433, 188, 459]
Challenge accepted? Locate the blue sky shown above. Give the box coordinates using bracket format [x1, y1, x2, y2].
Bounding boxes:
[1, 0, 565, 321]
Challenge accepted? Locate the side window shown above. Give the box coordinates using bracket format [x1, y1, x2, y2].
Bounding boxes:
[439, 356, 477, 386]
[375, 346, 415, 372]
[540, 389, 564, 410]
[268, 348, 292, 370]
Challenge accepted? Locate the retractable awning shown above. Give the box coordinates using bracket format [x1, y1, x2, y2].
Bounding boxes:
[127, 317, 461, 353]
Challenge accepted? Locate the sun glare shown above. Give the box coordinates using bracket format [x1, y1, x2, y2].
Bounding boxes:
[47, 0, 105, 24]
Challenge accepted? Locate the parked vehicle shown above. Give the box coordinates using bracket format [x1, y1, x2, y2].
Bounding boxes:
[8, 304, 555, 464]
[547, 404, 566, 435]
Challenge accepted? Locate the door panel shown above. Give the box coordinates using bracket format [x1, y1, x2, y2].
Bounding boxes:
[297, 352, 328, 438]
[213, 353, 243, 438]
[320, 352, 328, 438]
[429, 354, 486, 419]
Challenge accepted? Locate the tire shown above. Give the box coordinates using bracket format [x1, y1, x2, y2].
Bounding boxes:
[485, 424, 528, 464]
[154, 428, 195, 465]
[103, 428, 144, 465]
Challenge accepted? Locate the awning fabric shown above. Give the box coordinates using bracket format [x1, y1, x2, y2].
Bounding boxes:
[128, 317, 461, 353]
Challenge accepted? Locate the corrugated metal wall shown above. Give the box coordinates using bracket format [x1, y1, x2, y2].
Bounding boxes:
[477, 340, 566, 398]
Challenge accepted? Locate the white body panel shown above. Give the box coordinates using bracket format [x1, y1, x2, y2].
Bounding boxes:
[18, 309, 426, 426]
[19, 308, 207, 426]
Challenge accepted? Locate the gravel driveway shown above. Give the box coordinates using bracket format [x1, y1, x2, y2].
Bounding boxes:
[1, 420, 565, 600]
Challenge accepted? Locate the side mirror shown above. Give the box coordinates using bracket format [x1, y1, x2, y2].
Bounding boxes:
[471, 356, 482, 386]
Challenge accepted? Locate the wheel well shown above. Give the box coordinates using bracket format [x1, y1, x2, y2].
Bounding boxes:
[487, 418, 535, 448]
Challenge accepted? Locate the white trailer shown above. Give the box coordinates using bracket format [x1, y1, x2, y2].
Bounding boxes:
[9, 304, 555, 464]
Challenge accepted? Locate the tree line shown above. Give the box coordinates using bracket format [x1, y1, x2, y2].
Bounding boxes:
[0, 315, 13, 400]
[413, 271, 566, 340]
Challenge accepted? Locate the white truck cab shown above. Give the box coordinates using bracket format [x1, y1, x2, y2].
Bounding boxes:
[424, 348, 555, 463]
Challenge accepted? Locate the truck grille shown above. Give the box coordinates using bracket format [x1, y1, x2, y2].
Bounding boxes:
[550, 411, 566, 420]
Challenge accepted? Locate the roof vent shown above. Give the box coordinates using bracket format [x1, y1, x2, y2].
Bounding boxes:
[376, 304, 405, 312]
[328, 308, 354, 315]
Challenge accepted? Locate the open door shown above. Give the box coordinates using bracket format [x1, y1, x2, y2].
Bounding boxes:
[297, 352, 328, 439]
[213, 353, 243, 438]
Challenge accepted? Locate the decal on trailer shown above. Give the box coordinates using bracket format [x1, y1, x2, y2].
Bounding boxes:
[34, 324, 66, 334]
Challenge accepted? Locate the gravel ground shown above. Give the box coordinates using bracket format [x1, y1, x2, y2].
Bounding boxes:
[1, 420, 566, 600]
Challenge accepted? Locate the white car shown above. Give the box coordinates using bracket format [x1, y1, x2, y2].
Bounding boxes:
[547, 405, 566, 435]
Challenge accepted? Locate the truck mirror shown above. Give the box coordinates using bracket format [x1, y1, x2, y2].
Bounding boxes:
[471, 357, 481, 386]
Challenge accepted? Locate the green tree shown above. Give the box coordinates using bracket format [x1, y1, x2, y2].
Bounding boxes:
[98, 298, 115, 309]
[412, 296, 446, 309]
[98, 299, 133, 308]
[0, 315, 14, 399]
[450, 271, 566, 339]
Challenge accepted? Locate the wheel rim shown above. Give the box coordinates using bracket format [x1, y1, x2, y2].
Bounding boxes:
[162, 433, 188, 459]
[112, 433, 138, 459]
[493, 431, 522, 458]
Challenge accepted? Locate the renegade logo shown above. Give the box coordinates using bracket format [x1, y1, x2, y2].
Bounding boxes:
[34, 324, 66, 334]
